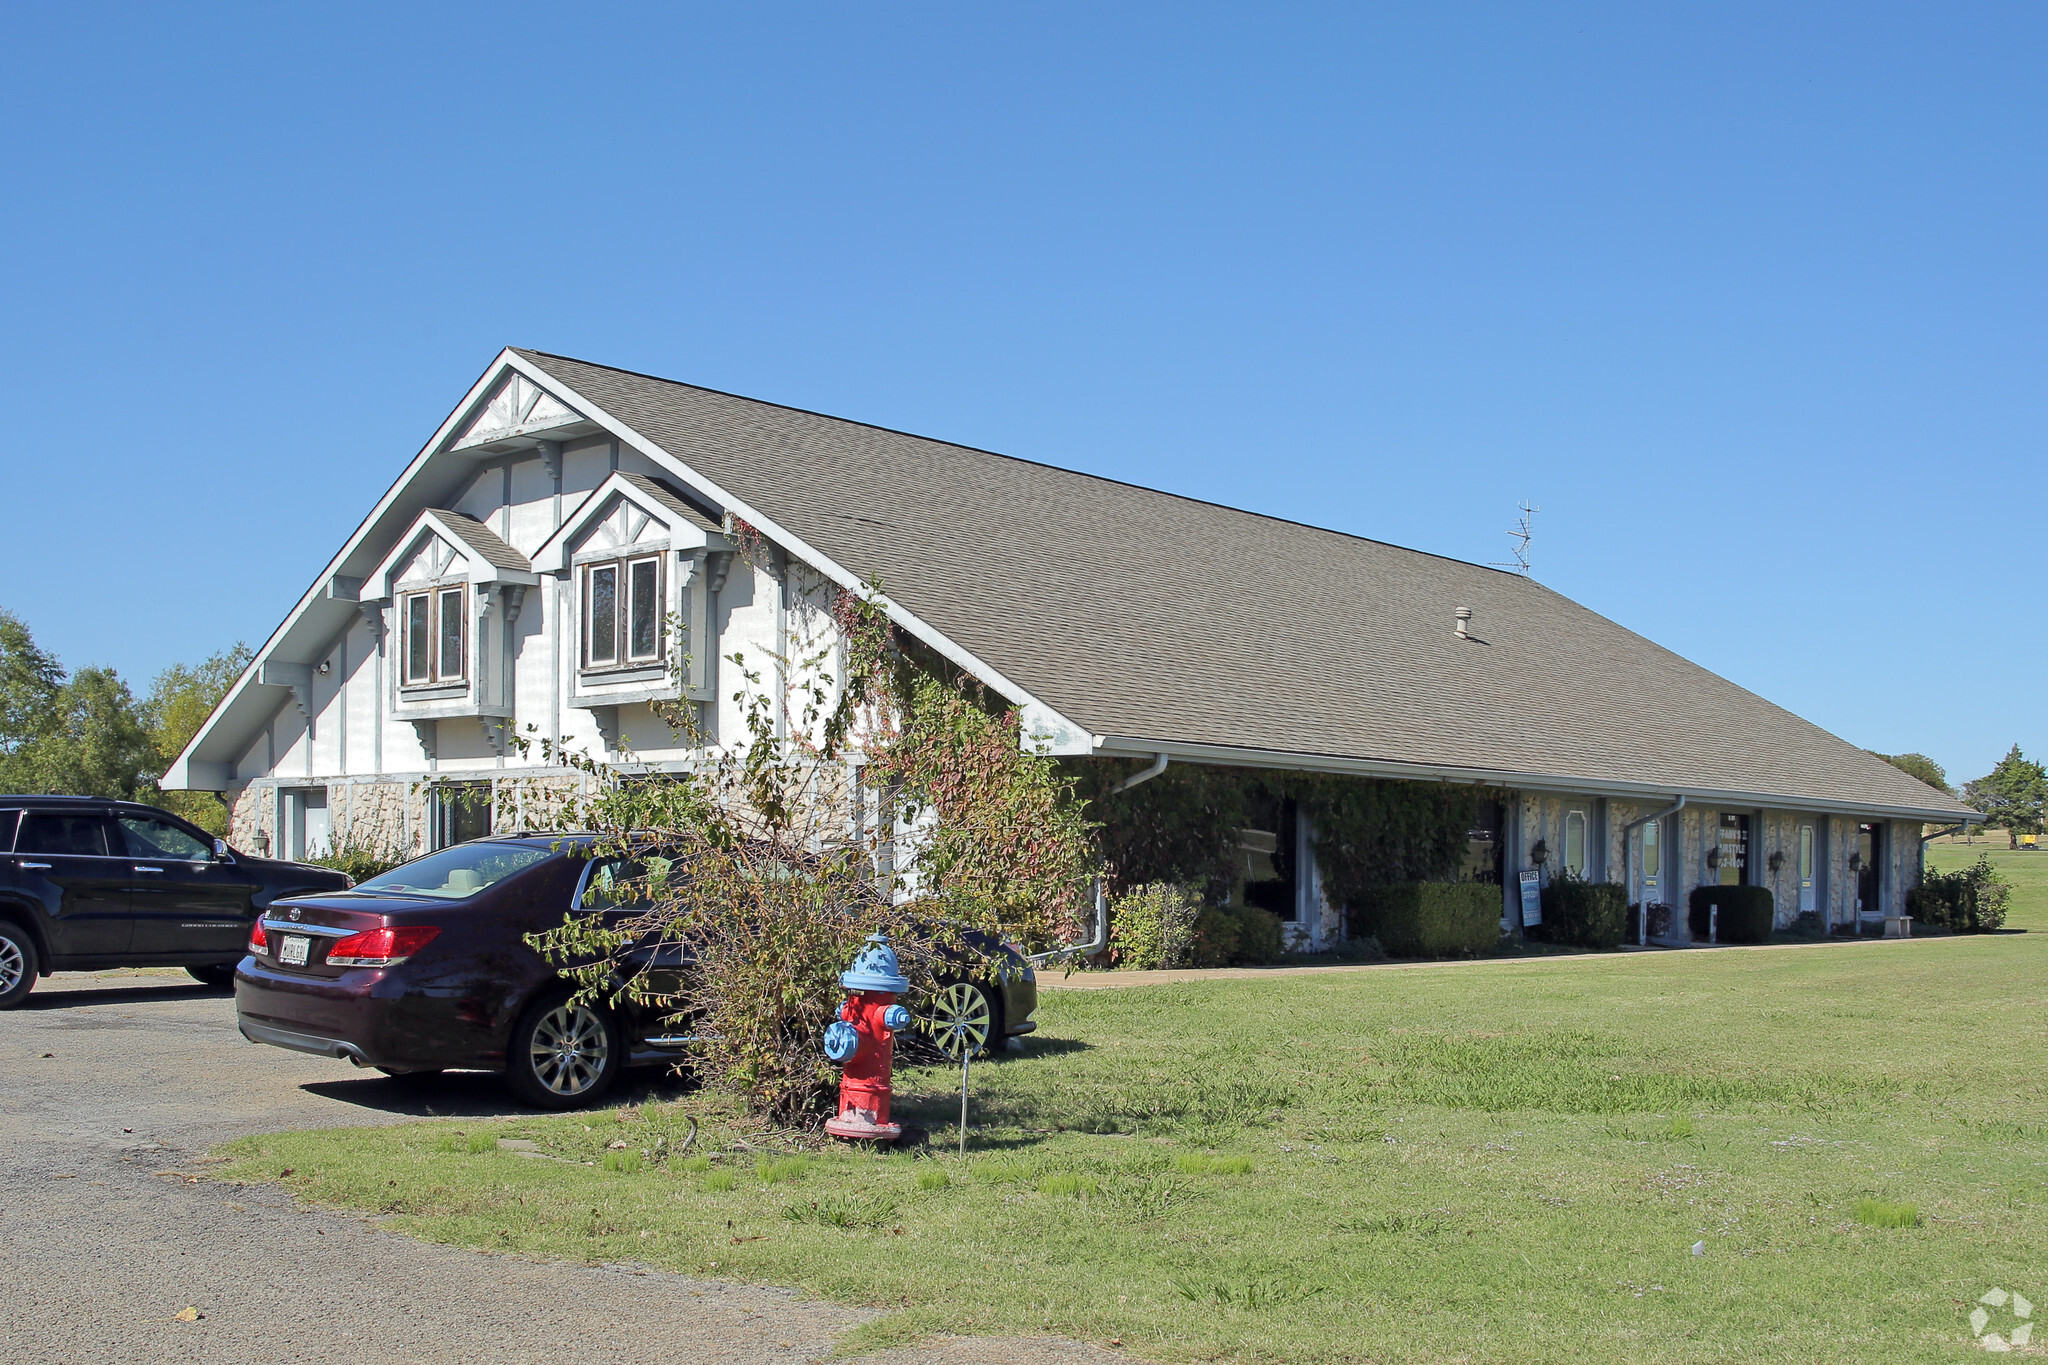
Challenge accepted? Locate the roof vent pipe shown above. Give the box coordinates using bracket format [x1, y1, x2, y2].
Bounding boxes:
[1454, 607, 1472, 639]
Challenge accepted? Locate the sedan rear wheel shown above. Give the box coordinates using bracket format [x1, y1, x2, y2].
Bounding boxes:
[505, 992, 621, 1109]
[0, 922, 36, 1009]
[920, 980, 1002, 1060]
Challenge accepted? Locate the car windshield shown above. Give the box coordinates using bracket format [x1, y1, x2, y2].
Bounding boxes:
[352, 842, 553, 900]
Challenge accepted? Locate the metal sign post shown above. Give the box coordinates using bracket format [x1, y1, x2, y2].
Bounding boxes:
[959, 1051, 970, 1159]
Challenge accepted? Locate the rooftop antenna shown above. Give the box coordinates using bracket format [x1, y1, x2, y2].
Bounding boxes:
[1493, 500, 1538, 577]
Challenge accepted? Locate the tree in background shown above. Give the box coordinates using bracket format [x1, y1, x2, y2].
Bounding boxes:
[142, 644, 254, 835]
[1963, 745, 2048, 849]
[1876, 752, 1951, 795]
[0, 608, 249, 834]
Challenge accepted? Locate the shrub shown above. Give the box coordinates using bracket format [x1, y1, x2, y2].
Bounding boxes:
[310, 838, 403, 883]
[1908, 855, 2010, 933]
[1191, 906, 1240, 966]
[1537, 871, 1628, 950]
[1350, 883, 1501, 957]
[1228, 905, 1284, 964]
[1687, 885, 1775, 944]
[1111, 883, 1200, 969]
[1187, 904, 1285, 967]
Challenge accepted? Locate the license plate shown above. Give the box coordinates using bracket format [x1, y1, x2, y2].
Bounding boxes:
[280, 935, 310, 967]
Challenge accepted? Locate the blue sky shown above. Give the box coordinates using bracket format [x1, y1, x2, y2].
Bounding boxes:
[1, 3, 2039, 787]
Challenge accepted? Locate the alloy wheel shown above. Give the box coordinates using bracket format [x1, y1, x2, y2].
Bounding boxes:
[0, 935, 23, 996]
[528, 1003, 612, 1098]
[921, 981, 993, 1060]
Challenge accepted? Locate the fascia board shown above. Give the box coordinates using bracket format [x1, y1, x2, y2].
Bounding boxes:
[367, 509, 538, 597]
[167, 352, 534, 784]
[1093, 734, 1980, 825]
[502, 351, 1093, 752]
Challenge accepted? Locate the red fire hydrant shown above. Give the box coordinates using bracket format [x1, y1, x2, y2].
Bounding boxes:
[823, 934, 914, 1142]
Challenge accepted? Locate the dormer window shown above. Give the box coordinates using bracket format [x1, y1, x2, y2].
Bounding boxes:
[583, 555, 663, 668]
[402, 584, 467, 685]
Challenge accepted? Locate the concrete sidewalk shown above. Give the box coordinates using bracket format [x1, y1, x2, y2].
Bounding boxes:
[1039, 931, 1949, 990]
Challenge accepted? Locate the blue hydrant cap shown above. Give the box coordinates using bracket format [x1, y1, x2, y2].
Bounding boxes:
[841, 934, 911, 993]
[823, 1018, 860, 1063]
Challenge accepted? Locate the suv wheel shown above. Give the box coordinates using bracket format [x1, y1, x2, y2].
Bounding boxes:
[504, 991, 621, 1109]
[0, 921, 39, 1009]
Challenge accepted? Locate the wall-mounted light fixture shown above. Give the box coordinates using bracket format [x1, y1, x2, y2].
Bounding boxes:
[1847, 851, 1863, 873]
[1529, 838, 1548, 867]
[317, 659, 333, 675]
[1705, 847, 1721, 870]
[1767, 851, 1786, 875]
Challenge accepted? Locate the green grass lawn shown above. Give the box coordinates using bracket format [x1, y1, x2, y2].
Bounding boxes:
[221, 863, 2048, 1364]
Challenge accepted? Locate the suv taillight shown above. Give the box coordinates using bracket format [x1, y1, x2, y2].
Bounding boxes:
[248, 920, 268, 953]
[326, 925, 439, 967]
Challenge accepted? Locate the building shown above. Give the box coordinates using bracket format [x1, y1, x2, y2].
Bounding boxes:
[164, 348, 1976, 945]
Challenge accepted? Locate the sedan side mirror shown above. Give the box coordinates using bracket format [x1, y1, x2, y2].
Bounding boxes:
[213, 838, 235, 863]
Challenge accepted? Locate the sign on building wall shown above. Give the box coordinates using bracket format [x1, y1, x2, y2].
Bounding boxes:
[1519, 869, 1542, 927]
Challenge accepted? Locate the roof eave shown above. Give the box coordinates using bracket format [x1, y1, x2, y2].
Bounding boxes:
[1091, 734, 1979, 824]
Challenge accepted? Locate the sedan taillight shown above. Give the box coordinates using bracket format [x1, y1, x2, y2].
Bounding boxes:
[326, 925, 440, 967]
[248, 920, 268, 953]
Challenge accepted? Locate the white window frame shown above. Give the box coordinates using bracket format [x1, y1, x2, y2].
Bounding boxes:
[1562, 809, 1588, 877]
[582, 553, 664, 669]
[400, 582, 467, 687]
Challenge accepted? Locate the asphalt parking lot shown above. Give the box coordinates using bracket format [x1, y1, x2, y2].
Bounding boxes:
[2, 971, 1118, 1365]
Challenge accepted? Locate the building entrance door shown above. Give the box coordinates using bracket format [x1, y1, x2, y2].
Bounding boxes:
[1855, 822, 1884, 930]
[1798, 824, 1817, 919]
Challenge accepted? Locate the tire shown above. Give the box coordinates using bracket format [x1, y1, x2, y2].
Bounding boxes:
[186, 964, 237, 989]
[0, 921, 37, 1009]
[503, 991, 622, 1110]
[919, 980, 1003, 1061]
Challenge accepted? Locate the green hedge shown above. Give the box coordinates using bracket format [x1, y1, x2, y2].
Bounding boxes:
[1109, 883, 1201, 969]
[1350, 882, 1501, 957]
[1190, 904, 1286, 967]
[1687, 885, 1775, 944]
[1908, 856, 2011, 933]
[1536, 873, 1629, 950]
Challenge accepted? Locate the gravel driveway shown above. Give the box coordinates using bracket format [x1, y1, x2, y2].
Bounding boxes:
[2, 971, 1123, 1365]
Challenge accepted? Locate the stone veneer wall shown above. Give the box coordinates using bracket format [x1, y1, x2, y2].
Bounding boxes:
[226, 774, 593, 863]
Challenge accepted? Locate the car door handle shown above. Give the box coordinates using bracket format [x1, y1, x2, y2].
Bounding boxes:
[135, 865, 164, 874]
[19, 861, 51, 870]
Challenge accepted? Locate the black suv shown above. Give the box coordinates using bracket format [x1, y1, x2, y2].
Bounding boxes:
[0, 796, 353, 1007]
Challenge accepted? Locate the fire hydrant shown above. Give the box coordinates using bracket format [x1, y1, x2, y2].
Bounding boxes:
[822, 934, 914, 1142]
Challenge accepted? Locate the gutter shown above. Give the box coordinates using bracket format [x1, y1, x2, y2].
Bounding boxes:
[1115, 753, 1169, 792]
[1620, 796, 1686, 946]
[1089, 734, 1973, 826]
[1918, 820, 1973, 865]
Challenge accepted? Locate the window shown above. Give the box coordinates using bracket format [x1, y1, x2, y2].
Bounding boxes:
[1640, 819, 1661, 894]
[432, 782, 492, 850]
[353, 841, 550, 900]
[1718, 813, 1751, 886]
[17, 813, 111, 857]
[1563, 809, 1588, 876]
[1798, 826, 1814, 882]
[583, 555, 662, 668]
[401, 585, 466, 685]
[118, 816, 211, 861]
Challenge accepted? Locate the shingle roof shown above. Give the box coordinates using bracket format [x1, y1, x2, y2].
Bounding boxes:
[516, 349, 1971, 820]
[615, 471, 726, 539]
[433, 510, 532, 573]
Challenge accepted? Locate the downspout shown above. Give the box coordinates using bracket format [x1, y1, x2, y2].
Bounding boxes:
[1116, 752, 1169, 792]
[1623, 795, 1687, 946]
[1027, 753, 1166, 967]
[1917, 819, 1972, 899]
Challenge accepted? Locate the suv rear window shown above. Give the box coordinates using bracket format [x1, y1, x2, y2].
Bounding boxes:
[17, 813, 110, 857]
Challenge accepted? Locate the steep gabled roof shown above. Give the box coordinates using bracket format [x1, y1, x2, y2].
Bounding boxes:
[512, 349, 1971, 821]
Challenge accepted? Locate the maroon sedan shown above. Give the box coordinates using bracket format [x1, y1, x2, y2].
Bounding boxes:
[236, 834, 1039, 1109]
[235, 835, 679, 1108]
